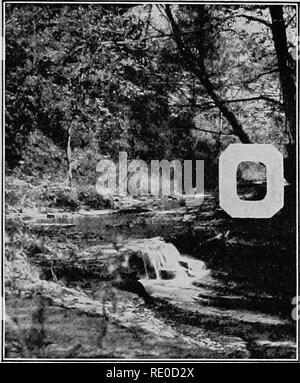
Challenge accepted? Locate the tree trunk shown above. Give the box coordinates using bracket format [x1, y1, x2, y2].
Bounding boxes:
[165, 5, 251, 144]
[269, 6, 296, 184]
[66, 124, 73, 187]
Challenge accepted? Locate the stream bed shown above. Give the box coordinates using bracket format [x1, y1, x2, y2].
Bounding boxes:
[5, 194, 297, 359]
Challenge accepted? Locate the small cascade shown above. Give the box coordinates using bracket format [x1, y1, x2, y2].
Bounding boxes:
[125, 239, 184, 280]
[123, 238, 210, 301]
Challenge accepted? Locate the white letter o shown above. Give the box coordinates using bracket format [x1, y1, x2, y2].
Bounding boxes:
[219, 144, 284, 218]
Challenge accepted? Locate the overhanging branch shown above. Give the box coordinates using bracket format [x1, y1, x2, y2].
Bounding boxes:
[234, 14, 272, 28]
[192, 126, 234, 136]
[164, 5, 251, 144]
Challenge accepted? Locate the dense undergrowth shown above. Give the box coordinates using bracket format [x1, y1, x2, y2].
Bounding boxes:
[5, 175, 114, 213]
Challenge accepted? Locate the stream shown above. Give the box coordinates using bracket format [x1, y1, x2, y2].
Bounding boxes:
[5, 193, 297, 359]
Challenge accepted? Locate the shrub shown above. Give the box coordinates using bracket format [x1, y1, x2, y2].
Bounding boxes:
[77, 185, 114, 209]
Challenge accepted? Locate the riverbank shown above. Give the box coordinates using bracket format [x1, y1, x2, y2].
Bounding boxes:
[4, 178, 297, 359]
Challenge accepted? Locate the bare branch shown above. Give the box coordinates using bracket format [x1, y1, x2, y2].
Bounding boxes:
[243, 68, 278, 84]
[222, 95, 282, 107]
[177, 95, 283, 110]
[234, 14, 272, 28]
[192, 126, 234, 136]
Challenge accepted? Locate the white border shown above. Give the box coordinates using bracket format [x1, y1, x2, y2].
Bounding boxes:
[0, 0, 299, 363]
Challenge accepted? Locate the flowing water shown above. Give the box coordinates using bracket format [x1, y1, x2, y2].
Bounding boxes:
[123, 238, 211, 303]
[11, 195, 295, 358]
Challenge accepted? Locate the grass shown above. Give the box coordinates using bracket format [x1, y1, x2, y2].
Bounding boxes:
[5, 175, 114, 213]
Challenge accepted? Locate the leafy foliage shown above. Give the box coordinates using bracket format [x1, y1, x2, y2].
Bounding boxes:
[5, 3, 296, 186]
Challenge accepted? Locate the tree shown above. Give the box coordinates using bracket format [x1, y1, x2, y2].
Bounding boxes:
[5, 5, 152, 175]
[162, 4, 296, 183]
[269, 5, 296, 183]
[5, 4, 296, 187]
[164, 4, 251, 144]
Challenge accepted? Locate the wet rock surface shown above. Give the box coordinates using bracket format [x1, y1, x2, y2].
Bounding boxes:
[5, 193, 296, 359]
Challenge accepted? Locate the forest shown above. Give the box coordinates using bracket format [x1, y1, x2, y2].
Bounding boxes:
[4, 3, 297, 360]
[5, 3, 296, 186]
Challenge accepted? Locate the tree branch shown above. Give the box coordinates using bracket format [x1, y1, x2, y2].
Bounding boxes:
[235, 14, 272, 28]
[222, 96, 282, 107]
[192, 126, 234, 136]
[177, 95, 283, 110]
[164, 5, 251, 144]
[243, 68, 278, 84]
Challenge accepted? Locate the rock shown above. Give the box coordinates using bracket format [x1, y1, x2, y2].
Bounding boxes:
[113, 270, 154, 305]
[6, 251, 41, 291]
[250, 340, 296, 358]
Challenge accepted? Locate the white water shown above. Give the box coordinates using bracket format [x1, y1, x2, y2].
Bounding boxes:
[121, 238, 290, 327]
[123, 238, 210, 302]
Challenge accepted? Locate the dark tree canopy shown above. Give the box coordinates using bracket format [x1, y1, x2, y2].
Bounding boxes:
[5, 3, 296, 185]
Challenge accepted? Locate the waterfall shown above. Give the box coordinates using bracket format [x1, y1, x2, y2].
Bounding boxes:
[123, 238, 209, 287]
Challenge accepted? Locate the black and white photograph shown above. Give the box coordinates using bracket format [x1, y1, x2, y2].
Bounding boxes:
[1, 0, 298, 362]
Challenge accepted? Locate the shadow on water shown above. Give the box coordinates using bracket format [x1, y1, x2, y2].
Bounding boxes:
[10, 186, 295, 350]
[169, 187, 296, 319]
